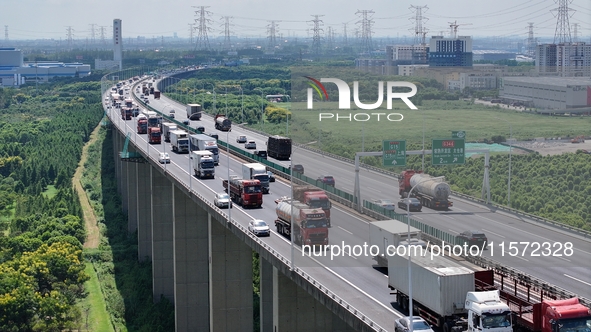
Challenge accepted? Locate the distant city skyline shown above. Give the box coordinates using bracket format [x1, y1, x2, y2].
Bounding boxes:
[2, 0, 590, 41]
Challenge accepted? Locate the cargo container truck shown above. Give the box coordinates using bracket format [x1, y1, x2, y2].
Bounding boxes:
[147, 127, 161, 144]
[161, 122, 177, 142]
[387, 249, 591, 332]
[368, 219, 423, 267]
[221, 178, 262, 208]
[214, 114, 232, 131]
[399, 170, 453, 210]
[120, 107, 132, 120]
[154, 90, 160, 99]
[186, 104, 203, 121]
[189, 134, 219, 165]
[137, 118, 148, 134]
[170, 130, 189, 153]
[242, 163, 270, 194]
[274, 198, 329, 247]
[267, 135, 292, 160]
[292, 185, 331, 226]
[191, 151, 215, 179]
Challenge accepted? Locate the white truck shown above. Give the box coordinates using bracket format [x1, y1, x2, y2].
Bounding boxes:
[170, 130, 189, 153]
[388, 252, 512, 332]
[186, 104, 202, 120]
[191, 151, 215, 179]
[161, 122, 178, 142]
[189, 134, 219, 165]
[368, 219, 424, 267]
[241, 163, 270, 194]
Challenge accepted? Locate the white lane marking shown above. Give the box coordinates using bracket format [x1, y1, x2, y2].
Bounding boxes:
[448, 229, 459, 234]
[270, 227, 400, 317]
[338, 226, 353, 235]
[412, 215, 423, 220]
[481, 228, 506, 239]
[564, 274, 591, 287]
[441, 214, 455, 220]
[558, 257, 571, 262]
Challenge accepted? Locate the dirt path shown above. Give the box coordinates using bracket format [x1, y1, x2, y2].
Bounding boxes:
[74, 125, 102, 249]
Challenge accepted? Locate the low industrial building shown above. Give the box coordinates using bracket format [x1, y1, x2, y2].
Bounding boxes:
[0, 48, 91, 87]
[499, 77, 591, 113]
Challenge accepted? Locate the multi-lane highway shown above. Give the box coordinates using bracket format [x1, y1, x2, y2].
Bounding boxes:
[142, 80, 591, 299]
[106, 76, 591, 330]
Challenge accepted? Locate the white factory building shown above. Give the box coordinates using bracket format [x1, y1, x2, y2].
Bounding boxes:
[0, 48, 91, 87]
[499, 76, 591, 113]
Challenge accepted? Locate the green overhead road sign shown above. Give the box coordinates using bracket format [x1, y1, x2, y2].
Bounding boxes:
[432, 138, 465, 165]
[383, 140, 406, 167]
[452, 131, 466, 139]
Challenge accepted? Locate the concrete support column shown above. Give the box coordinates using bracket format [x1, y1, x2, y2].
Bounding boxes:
[137, 161, 152, 262]
[273, 267, 354, 331]
[114, 130, 122, 195]
[172, 185, 210, 332]
[122, 157, 129, 214]
[259, 257, 274, 332]
[209, 219, 253, 331]
[151, 168, 174, 302]
[127, 160, 138, 233]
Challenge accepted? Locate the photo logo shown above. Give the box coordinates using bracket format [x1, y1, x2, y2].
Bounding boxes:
[305, 77, 418, 110]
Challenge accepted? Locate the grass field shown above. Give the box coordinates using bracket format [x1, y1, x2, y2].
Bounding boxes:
[281, 100, 591, 151]
[77, 262, 115, 332]
[42, 185, 58, 199]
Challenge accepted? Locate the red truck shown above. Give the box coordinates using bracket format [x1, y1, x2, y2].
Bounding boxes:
[120, 107, 132, 120]
[154, 90, 161, 99]
[137, 118, 148, 134]
[147, 127, 161, 144]
[274, 198, 329, 248]
[398, 170, 452, 210]
[221, 177, 262, 208]
[293, 185, 331, 227]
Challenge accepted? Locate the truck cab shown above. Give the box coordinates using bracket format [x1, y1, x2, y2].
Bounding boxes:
[465, 291, 512, 332]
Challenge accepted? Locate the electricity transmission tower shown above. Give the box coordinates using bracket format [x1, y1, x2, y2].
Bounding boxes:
[220, 16, 233, 51]
[89, 24, 97, 44]
[267, 20, 280, 51]
[326, 26, 334, 50]
[99, 26, 107, 45]
[526, 22, 536, 57]
[342, 23, 348, 47]
[409, 5, 428, 45]
[193, 6, 213, 50]
[4, 26, 8, 42]
[356, 10, 374, 54]
[551, 0, 574, 44]
[66, 26, 75, 50]
[188, 23, 195, 44]
[309, 15, 324, 57]
[572, 23, 579, 42]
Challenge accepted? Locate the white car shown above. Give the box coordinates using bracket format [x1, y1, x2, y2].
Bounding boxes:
[214, 192, 232, 208]
[168, 112, 175, 118]
[245, 140, 256, 149]
[158, 152, 170, 164]
[236, 135, 247, 143]
[394, 316, 434, 332]
[248, 220, 270, 237]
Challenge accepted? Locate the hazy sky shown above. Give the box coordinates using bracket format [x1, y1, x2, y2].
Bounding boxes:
[3, 0, 590, 41]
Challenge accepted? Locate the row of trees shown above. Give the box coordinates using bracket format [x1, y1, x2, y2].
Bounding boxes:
[0, 80, 103, 329]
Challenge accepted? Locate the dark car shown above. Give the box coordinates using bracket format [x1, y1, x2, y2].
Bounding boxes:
[255, 150, 267, 159]
[398, 198, 422, 212]
[267, 171, 276, 182]
[291, 164, 304, 174]
[457, 230, 488, 249]
[317, 175, 335, 186]
[182, 119, 190, 126]
[209, 134, 219, 140]
[197, 126, 205, 133]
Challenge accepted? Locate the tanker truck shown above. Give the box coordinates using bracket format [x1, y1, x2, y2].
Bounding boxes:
[388, 250, 591, 332]
[292, 185, 331, 227]
[398, 170, 452, 210]
[214, 114, 232, 131]
[274, 198, 329, 248]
